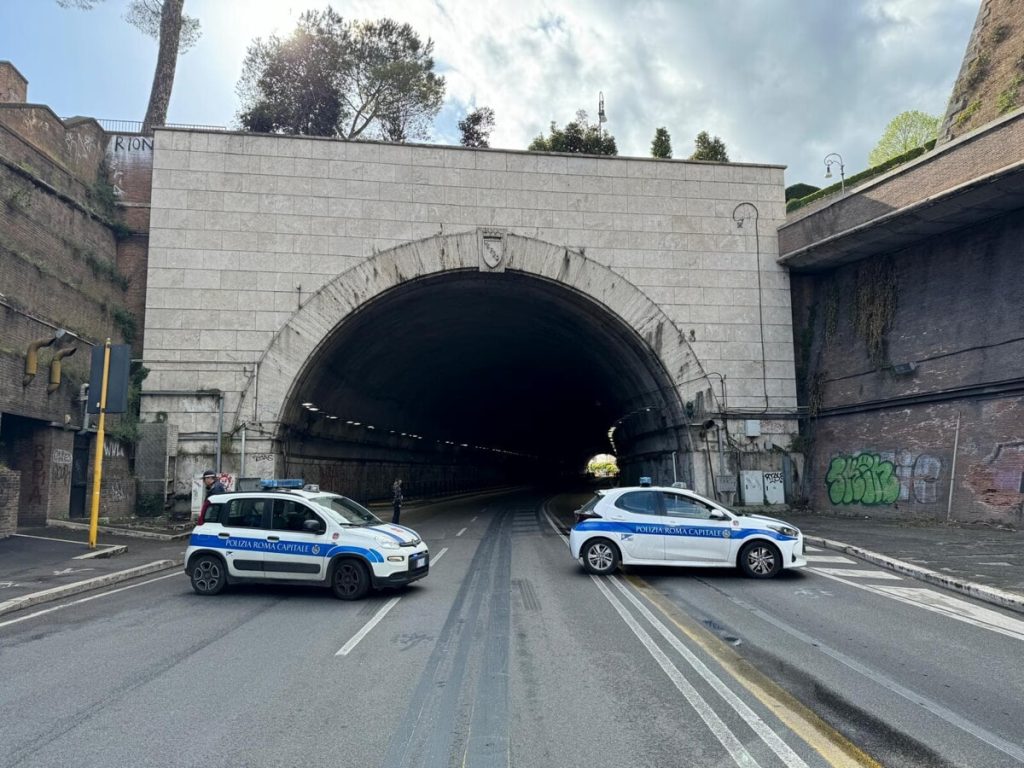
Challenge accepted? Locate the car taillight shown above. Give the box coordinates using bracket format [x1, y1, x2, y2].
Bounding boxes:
[574, 511, 602, 525]
[197, 500, 209, 525]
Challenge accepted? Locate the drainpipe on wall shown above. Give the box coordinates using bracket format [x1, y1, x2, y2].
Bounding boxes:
[78, 384, 91, 434]
[946, 411, 961, 523]
[216, 393, 225, 474]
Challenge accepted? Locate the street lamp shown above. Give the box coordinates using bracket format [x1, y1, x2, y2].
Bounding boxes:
[824, 152, 845, 195]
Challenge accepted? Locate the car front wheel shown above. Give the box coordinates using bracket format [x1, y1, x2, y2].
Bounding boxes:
[190, 554, 227, 595]
[581, 538, 620, 576]
[332, 559, 370, 600]
[738, 541, 782, 578]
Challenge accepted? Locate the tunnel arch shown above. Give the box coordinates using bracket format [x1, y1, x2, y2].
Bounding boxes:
[237, 230, 711, 490]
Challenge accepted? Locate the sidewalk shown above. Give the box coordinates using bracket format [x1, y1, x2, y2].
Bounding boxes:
[0, 526, 188, 618]
[783, 511, 1024, 612]
[3, 498, 1022, 619]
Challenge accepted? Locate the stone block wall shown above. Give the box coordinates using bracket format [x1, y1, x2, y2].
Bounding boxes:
[143, 129, 795, 440]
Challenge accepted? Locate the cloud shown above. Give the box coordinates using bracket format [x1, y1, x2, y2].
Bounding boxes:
[6, 0, 977, 185]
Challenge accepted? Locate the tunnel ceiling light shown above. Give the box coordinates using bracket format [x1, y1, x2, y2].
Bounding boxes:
[353, 421, 361, 426]
[307, 407, 319, 412]
[302, 402, 314, 408]
[367, 425, 375, 430]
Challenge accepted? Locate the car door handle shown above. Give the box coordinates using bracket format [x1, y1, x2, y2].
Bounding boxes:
[267, 535, 280, 542]
[218, 532, 230, 538]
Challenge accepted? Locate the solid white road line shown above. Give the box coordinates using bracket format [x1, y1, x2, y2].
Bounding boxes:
[335, 546, 449, 657]
[12, 533, 87, 545]
[590, 576, 763, 768]
[0, 572, 183, 629]
[456, 527, 467, 537]
[609, 577, 809, 768]
[804, 555, 856, 564]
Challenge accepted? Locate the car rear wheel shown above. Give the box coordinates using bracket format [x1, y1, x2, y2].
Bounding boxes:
[332, 559, 370, 600]
[190, 554, 227, 595]
[738, 541, 782, 578]
[581, 539, 620, 575]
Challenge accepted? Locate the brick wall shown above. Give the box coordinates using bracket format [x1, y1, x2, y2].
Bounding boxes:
[792, 209, 1024, 523]
[0, 62, 27, 104]
[1, 93, 151, 522]
[0, 466, 19, 537]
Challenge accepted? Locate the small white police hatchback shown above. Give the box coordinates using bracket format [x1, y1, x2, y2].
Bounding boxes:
[185, 480, 429, 600]
[569, 486, 806, 579]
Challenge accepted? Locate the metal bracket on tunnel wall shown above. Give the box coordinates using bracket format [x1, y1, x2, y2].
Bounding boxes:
[478, 228, 508, 272]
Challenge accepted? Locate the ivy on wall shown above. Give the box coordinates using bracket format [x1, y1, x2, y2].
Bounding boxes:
[853, 257, 898, 367]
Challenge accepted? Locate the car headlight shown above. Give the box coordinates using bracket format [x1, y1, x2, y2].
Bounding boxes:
[374, 537, 400, 549]
[767, 523, 798, 538]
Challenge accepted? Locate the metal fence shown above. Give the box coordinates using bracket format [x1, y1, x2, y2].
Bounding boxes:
[68, 118, 228, 133]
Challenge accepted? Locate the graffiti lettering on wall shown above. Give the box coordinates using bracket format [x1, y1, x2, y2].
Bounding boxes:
[107, 135, 153, 198]
[113, 136, 154, 153]
[108, 478, 128, 502]
[52, 449, 72, 487]
[826, 454, 899, 505]
[249, 453, 275, 464]
[104, 440, 126, 458]
[965, 440, 1024, 511]
[826, 450, 943, 505]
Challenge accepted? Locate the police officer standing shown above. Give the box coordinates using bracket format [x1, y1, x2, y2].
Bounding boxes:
[392, 479, 403, 524]
[203, 469, 226, 498]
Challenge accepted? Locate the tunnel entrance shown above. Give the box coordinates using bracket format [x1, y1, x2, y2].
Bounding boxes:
[235, 231, 706, 502]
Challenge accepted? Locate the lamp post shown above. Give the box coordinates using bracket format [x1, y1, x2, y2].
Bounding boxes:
[824, 152, 845, 195]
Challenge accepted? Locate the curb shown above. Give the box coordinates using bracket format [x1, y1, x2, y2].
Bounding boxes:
[73, 544, 128, 560]
[805, 535, 1024, 615]
[47, 518, 193, 542]
[0, 559, 183, 618]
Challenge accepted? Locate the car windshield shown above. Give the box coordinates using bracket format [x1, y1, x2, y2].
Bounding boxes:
[308, 495, 381, 525]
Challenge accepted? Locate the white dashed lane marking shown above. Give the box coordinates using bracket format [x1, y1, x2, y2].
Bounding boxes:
[804, 555, 856, 564]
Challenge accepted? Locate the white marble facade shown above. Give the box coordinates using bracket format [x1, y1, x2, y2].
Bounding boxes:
[143, 128, 796, 458]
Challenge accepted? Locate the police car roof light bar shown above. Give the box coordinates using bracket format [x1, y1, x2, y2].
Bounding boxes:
[261, 478, 304, 489]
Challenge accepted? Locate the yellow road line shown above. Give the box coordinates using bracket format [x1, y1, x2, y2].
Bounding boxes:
[624, 574, 882, 768]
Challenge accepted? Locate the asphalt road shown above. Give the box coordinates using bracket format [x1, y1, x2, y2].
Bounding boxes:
[1, 490, 1022, 767]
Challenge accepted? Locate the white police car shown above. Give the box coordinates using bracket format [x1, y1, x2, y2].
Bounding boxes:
[185, 480, 429, 600]
[569, 485, 806, 578]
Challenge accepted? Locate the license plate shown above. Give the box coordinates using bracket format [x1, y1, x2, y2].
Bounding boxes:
[411, 553, 427, 568]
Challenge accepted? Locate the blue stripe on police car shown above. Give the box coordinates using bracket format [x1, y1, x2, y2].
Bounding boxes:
[188, 533, 383, 562]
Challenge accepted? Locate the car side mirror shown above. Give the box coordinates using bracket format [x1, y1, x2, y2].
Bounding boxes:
[303, 519, 324, 534]
[709, 511, 728, 521]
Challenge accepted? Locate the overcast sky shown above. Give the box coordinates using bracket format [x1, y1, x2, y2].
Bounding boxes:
[1, 0, 978, 186]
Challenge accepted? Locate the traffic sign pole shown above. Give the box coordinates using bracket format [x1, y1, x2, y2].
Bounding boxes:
[88, 339, 111, 549]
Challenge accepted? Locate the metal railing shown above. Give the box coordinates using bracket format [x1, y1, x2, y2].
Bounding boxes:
[67, 118, 228, 133]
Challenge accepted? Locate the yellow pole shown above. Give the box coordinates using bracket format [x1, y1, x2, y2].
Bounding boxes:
[88, 339, 112, 549]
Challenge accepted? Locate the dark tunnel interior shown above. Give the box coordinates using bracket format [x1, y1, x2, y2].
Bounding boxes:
[281, 270, 684, 493]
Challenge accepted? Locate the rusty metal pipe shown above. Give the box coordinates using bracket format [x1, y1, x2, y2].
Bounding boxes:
[48, 346, 78, 393]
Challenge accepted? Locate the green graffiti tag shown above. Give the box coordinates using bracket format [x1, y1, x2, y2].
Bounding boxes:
[826, 454, 900, 505]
